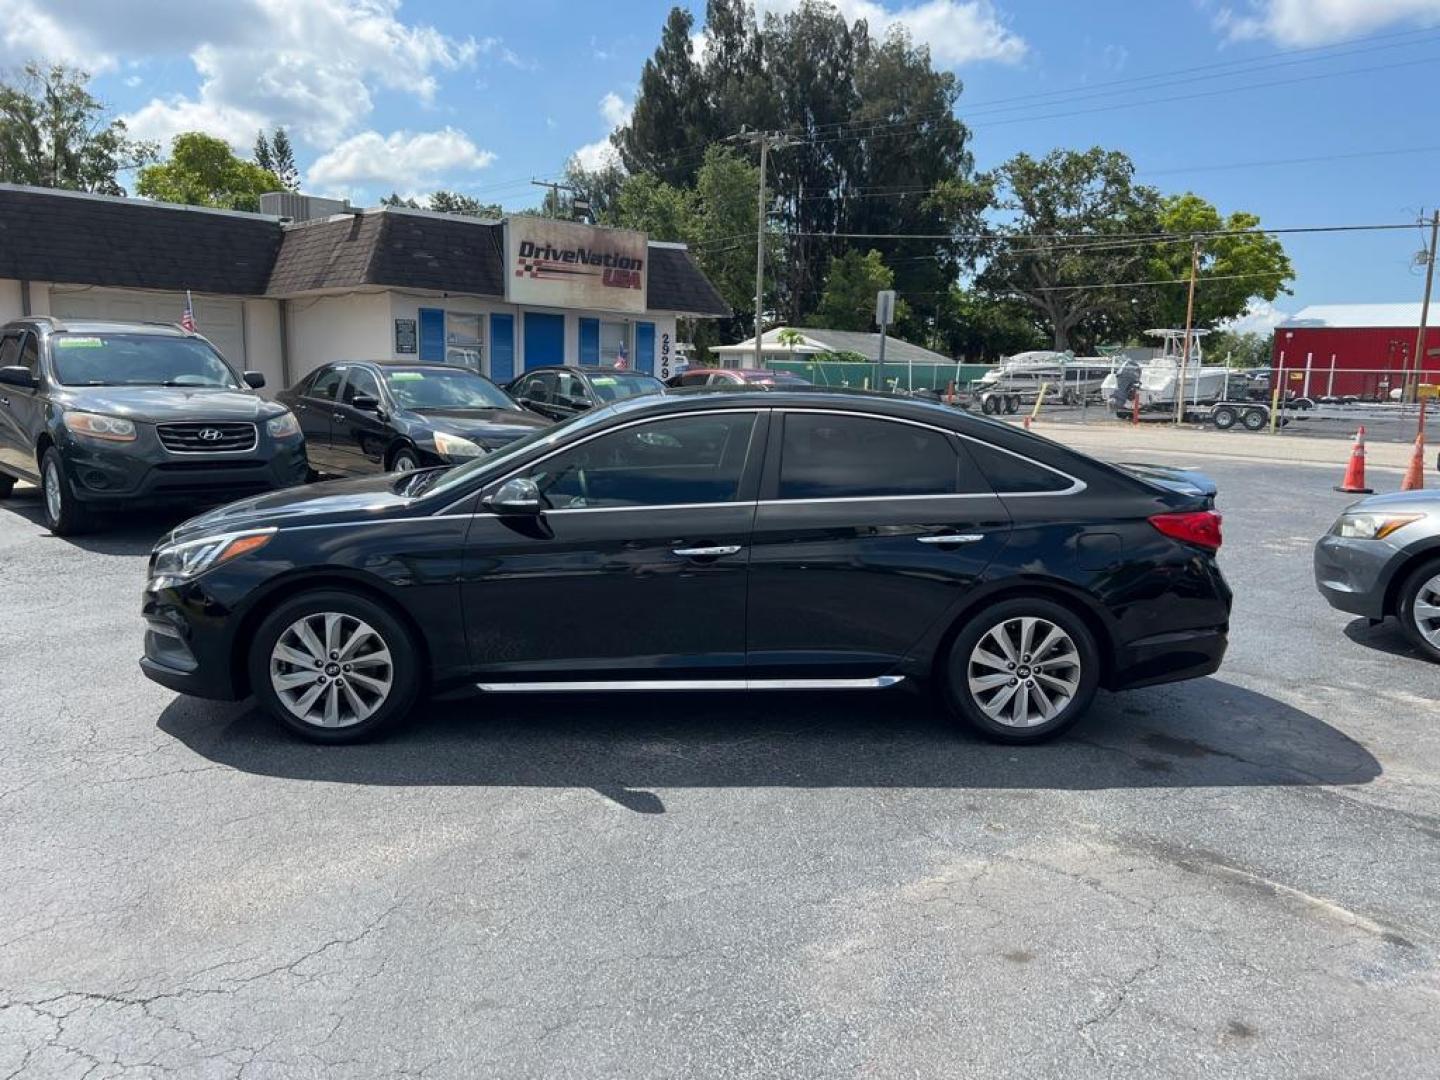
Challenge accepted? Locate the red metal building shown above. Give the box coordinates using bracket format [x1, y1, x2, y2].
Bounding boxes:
[1273, 304, 1440, 399]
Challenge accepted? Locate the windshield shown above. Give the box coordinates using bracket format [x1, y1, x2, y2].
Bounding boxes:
[588, 372, 664, 402]
[417, 404, 619, 499]
[384, 368, 518, 411]
[50, 333, 241, 388]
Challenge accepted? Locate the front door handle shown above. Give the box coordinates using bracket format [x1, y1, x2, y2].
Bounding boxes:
[672, 545, 743, 558]
[333, 412, 345, 422]
[0, 396, 8, 407]
[916, 533, 984, 545]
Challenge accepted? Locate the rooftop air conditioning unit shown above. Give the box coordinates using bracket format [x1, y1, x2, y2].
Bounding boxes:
[259, 192, 352, 222]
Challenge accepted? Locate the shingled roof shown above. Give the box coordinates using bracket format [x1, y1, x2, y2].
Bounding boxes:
[0, 185, 281, 295]
[0, 186, 729, 316]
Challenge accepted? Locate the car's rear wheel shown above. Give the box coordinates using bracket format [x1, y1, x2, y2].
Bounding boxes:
[248, 590, 421, 743]
[1242, 407, 1268, 431]
[1397, 559, 1440, 662]
[943, 598, 1100, 743]
[40, 448, 91, 536]
[1212, 405, 1237, 430]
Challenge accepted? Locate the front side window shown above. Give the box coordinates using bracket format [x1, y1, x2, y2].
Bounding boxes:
[777, 413, 959, 499]
[518, 412, 757, 509]
[49, 333, 240, 388]
[0, 334, 21, 369]
[16, 333, 39, 375]
[307, 368, 344, 402]
[341, 367, 382, 406]
[518, 372, 554, 402]
[554, 371, 590, 405]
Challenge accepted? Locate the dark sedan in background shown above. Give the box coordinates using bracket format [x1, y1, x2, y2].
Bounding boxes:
[278, 361, 550, 475]
[141, 390, 1230, 746]
[505, 365, 665, 421]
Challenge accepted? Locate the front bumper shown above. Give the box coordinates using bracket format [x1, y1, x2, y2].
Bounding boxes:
[140, 586, 245, 701]
[61, 430, 308, 507]
[1313, 534, 1398, 619]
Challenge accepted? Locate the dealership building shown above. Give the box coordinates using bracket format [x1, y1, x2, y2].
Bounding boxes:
[0, 185, 729, 390]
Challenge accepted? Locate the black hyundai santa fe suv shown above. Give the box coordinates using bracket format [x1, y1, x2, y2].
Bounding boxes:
[141, 390, 1230, 745]
[0, 317, 307, 534]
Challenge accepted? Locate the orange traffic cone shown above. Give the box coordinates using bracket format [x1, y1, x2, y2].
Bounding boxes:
[1402, 433, 1425, 491]
[1023, 415, 1032, 431]
[945, 380, 956, 405]
[1335, 426, 1374, 494]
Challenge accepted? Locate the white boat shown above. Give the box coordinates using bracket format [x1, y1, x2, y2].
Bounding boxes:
[1102, 330, 1238, 410]
[977, 351, 1133, 402]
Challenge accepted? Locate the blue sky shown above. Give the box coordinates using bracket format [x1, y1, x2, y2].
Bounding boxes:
[7, 0, 1440, 330]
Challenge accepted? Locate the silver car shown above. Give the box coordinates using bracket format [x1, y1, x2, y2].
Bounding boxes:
[1314, 490, 1440, 660]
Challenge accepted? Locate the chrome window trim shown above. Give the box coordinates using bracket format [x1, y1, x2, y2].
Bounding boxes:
[437, 406, 765, 515]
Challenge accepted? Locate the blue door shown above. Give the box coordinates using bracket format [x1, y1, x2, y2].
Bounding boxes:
[523, 312, 565, 370]
[419, 308, 445, 362]
[635, 322, 656, 375]
[578, 318, 600, 366]
[490, 314, 515, 384]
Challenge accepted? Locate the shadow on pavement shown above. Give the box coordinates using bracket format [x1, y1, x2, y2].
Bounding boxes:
[0, 487, 193, 556]
[159, 676, 1380, 811]
[1342, 616, 1432, 661]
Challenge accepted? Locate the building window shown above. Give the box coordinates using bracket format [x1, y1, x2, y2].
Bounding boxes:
[598, 320, 629, 368]
[446, 312, 484, 372]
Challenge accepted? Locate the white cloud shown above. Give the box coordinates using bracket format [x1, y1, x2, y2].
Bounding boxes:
[571, 93, 631, 172]
[0, 0, 114, 69]
[756, 0, 1027, 66]
[124, 95, 269, 151]
[306, 127, 496, 194]
[599, 91, 632, 128]
[1217, 0, 1440, 46]
[1223, 299, 1292, 336]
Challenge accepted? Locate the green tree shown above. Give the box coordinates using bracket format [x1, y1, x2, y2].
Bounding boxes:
[380, 192, 421, 208]
[1143, 193, 1293, 329]
[270, 127, 299, 191]
[137, 132, 282, 212]
[1206, 329, 1274, 368]
[0, 62, 156, 194]
[253, 130, 275, 174]
[935, 287, 1047, 361]
[428, 190, 502, 217]
[614, 7, 711, 186]
[809, 249, 910, 330]
[975, 148, 1163, 352]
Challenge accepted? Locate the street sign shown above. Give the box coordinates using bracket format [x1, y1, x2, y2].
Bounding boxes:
[875, 290, 896, 327]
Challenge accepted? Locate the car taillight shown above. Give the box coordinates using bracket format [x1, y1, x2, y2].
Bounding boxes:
[1149, 510, 1223, 552]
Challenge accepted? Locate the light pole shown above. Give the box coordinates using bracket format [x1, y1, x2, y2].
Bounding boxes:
[728, 129, 798, 370]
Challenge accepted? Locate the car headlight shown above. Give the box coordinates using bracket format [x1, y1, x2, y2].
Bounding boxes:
[1334, 512, 1423, 540]
[63, 411, 136, 442]
[433, 431, 483, 460]
[149, 528, 276, 589]
[265, 411, 301, 439]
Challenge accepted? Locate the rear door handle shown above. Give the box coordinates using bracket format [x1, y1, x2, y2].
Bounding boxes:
[672, 545, 743, 557]
[916, 533, 984, 545]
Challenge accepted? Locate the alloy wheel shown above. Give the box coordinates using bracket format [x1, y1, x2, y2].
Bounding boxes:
[269, 612, 394, 729]
[43, 461, 62, 524]
[392, 454, 417, 473]
[966, 615, 1081, 728]
[1413, 573, 1440, 649]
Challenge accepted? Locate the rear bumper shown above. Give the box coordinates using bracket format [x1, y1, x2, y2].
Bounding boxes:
[1107, 626, 1228, 691]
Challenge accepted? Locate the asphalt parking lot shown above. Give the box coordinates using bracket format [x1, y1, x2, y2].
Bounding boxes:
[2, 458, 1438, 1079]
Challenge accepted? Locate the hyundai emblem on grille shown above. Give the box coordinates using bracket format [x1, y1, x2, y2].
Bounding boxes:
[198, 428, 223, 441]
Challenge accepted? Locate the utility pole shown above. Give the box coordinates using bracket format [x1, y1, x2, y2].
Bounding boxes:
[1408, 209, 1439, 403]
[728, 129, 797, 369]
[530, 179, 583, 219]
[1174, 239, 1201, 424]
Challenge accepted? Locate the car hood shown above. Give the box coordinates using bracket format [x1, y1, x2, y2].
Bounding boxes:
[1114, 462, 1218, 503]
[162, 472, 424, 545]
[54, 385, 284, 423]
[1343, 489, 1440, 514]
[415, 408, 551, 443]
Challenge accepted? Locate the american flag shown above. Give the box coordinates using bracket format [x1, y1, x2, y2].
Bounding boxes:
[614, 343, 628, 369]
[180, 291, 197, 333]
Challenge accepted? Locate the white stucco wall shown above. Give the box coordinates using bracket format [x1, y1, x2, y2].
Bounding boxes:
[0, 279, 22, 323]
[285, 292, 392, 381]
[242, 299, 284, 394]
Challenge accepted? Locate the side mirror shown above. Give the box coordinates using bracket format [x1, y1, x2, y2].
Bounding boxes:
[243, 371, 266, 389]
[351, 394, 380, 412]
[485, 476, 542, 514]
[0, 365, 37, 389]
[571, 397, 593, 411]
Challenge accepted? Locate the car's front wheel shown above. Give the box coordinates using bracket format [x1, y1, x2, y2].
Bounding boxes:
[943, 598, 1100, 744]
[248, 590, 422, 743]
[389, 447, 421, 473]
[40, 448, 91, 536]
[1397, 558, 1440, 662]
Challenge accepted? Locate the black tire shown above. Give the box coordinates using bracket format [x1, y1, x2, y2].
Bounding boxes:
[1212, 405, 1237, 430]
[981, 394, 999, 415]
[247, 589, 423, 744]
[1397, 558, 1440, 663]
[389, 446, 421, 473]
[1004, 395, 1021, 415]
[1241, 407, 1267, 431]
[1061, 389, 1079, 406]
[0, 472, 14, 498]
[941, 597, 1101, 744]
[39, 448, 92, 536]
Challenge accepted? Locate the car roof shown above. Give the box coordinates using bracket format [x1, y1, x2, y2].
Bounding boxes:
[515, 365, 660, 377]
[4, 316, 196, 338]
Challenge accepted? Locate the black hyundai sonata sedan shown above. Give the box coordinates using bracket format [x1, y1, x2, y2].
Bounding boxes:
[140, 390, 1230, 745]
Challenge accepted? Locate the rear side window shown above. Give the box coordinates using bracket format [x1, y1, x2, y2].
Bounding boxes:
[778, 413, 959, 499]
[0, 334, 20, 368]
[965, 439, 1074, 493]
